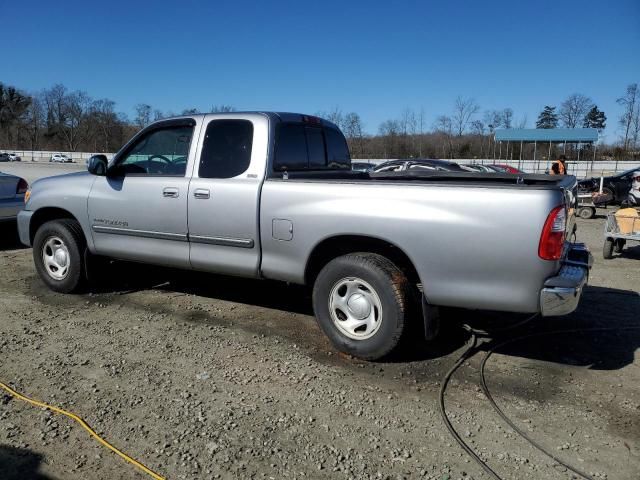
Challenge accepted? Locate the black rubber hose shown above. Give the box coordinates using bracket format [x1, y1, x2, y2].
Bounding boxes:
[479, 326, 640, 480]
[438, 330, 504, 480]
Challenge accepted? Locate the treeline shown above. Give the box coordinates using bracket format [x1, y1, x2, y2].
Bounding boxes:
[1, 81, 639, 160]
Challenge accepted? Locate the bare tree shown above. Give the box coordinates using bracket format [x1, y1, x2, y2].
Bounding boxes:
[91, 99, 120, 152]
[483, 110, 503, 133]
[320, 107, 345, 130]
[516, 114, 527, 129]
[59, 90, 93, 151]
[343, 112, 364, 156]
[210, 104, 235, 113]
[617, 83, 638, 151]
[452, 97, 479, 136]
[134, 104, 152, 130]
[501, 108, 513, 129]
[0, 83, 32, 147]
[24, 93, 45, 151]
[378, 119, 400, 158]
[559, 94, 593, 128]
[434, 115, 454, 158]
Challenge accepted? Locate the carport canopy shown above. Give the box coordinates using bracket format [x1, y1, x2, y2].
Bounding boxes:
[493, 128, 599, 166]
[494, 128, 598, 143]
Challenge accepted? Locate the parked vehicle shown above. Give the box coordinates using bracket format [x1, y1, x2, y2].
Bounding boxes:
[18, 112, 592, 360]
[373, 159, 465, 172]
[461, 164, 501, 173]
[351, 162, 374, 172]
[578, 168, 639, 204]
[0, 172, 28, 221]
[490, 164, 524, 174]
[0, 152, 21, 162]
[603, 209, 640, 259]
[50, 154, 73, 163]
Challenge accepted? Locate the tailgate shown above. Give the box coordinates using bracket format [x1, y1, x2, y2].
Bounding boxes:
[0, 174, 17, 200]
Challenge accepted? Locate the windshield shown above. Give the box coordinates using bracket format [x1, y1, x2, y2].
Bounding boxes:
[615, 168, 638, 177]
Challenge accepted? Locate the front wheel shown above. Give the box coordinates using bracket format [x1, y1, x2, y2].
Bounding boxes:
[312, 253, 411, 360]
[33, 219, 87, 293]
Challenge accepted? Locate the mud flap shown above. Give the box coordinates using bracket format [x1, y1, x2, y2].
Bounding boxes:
[422, 294, 440, 340]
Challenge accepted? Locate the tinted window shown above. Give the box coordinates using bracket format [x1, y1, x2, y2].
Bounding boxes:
[118, 125, 193, 176]
[199, 120, 253, 179]
[306, 127, 326, 168]
[274, 124, 308, 171]
[325, 128, 350, 169]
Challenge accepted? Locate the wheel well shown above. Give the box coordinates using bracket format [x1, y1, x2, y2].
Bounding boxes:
[30, 208, 78, 243]
[305, 235, 421, 287]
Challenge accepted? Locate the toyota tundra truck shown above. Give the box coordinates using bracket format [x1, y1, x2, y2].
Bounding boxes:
[18, 112, 592, 360]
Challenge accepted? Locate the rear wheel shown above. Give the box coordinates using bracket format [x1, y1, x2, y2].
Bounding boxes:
[578, 207, 595, 219]
[312, 253, 411, 360]
[603, 238, 614, 259]
[33, 219, 87, 293]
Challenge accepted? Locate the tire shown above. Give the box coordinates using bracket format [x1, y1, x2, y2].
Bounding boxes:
[578, 207, 595, 219]
[614, 239, 626, 253]
[603, 238, 614, 259]
[312, 253, 411, 360]
[33, 219, 87, 293]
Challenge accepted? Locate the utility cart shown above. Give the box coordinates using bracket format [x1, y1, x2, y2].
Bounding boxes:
[577, 191, 612, 219]
[603, 209, 640, 259]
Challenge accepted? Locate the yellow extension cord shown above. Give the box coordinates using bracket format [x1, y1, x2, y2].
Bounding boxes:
[0, 381, 166, 480]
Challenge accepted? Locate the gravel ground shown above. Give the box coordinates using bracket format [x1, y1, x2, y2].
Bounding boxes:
[0, 207, 638, 480]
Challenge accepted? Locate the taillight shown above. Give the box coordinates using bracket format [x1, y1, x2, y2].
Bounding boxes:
[539, 205, 566, 260]
[16, 178, 29, 195]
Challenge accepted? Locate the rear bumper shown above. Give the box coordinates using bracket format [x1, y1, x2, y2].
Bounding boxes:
[17, 209, 33, 246]
[540, 243, 593, 317]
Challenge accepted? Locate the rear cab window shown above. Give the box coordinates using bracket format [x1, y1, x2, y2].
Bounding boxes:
[274, 122, 350, 172]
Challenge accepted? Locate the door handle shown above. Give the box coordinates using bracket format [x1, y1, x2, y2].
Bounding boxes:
[163, 187, 179, 198]
[193, 188, 210, 199]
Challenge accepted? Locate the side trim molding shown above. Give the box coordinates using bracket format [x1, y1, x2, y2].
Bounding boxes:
[189, 235, 254, 248]
[92, 225, 254, 248]
[92, 225, 188, 242]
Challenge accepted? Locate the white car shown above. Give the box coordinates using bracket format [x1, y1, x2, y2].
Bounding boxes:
[7, 153, 21, 162]
[50, 154, 73, 163]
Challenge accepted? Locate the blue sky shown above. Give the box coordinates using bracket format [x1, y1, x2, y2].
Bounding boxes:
[4, 0, 639, 141]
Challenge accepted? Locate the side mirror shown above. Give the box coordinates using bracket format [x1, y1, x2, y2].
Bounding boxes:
[87, 155, 108, 176]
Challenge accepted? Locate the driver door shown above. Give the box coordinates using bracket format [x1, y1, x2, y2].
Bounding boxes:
[88, 118, 201, 268]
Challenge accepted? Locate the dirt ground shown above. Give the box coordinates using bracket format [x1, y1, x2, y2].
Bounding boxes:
[0, 210, 638, 480]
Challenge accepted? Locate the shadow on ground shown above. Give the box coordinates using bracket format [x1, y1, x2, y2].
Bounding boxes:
[81, 261, 640, 369]
[0, 445, 54, 480]
[0, 221, 24, 252]
[484, 285, 640, 371]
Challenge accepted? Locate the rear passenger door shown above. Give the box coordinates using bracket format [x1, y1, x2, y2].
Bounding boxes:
[187, 114, 269, 277]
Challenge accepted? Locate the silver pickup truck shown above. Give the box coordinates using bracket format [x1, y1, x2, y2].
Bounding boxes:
[18, 112, 592, 360]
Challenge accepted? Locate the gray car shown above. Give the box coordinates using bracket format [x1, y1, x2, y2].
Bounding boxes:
[18, 112, 592, 360]
[0, 172, 28, 221]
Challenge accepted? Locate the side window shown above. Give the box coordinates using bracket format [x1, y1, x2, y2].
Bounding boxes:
[274, 124, 308, 171]
[117, 125, 193, 176]
[325, 128, 350, 169]
[199, 120, 254, 179]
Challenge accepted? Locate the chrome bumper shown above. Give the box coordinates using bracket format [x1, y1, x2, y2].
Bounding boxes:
[540, 243, 593, 317]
